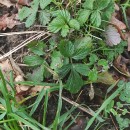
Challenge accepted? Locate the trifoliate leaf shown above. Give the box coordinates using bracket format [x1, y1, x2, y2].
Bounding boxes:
[61, 24, 69, 37]
[73, 64, 89, 76]
[24, 55, 43, 66]
[25, 12, 37, 27]
[39, 10, 50, 26]
[48, 10, 70, 34]
[40, 0, 52, 9]
[77, 9, 91, 25]
[50, 51, 63, 70]
[83, 0, 95, 10]
[59, 40, 75, 57]
[90, 11, 101, 27]
[69, 19, 80, 30]
[66, 69, 83, 93]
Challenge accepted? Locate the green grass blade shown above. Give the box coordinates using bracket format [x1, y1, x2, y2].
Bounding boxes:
[17, 111, 50, 130]
[4, 123, 11, 130]
[52, 81, 63, 130]
[29, 88, 46, 116]
[0, 69, 12, 113]
[43, 90, 49, 126]
[9, 113, 40, 130]
[85, 82, 123, 130]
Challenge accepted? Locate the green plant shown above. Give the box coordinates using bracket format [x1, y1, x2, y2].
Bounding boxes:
[104, 81, 130, 130]
[77, 0, 114, 27]
[17, 0, 130, 129]
[0, 69, 51, 130]
[19, 0, 52, 27]
[23, 37, 112, 93]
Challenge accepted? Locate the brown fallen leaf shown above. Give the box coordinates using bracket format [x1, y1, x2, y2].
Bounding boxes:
[128, 36, 130, 51]
[115, 3, 119, 11]
[0, 59, 13, 74]
[31, 86, 50, 94]
[110, 15, 126, 30]
[113, 55, 130, 77]
[70, 117, 87, 130]
[15, 75, 30, 92]
[124, 32, 130, 51]
[0, 14, 20, 30]
[104, 25, 121, 46]
[0, 59, 14, 91]
[17, 0, 31, 6]
[0, 0, 14, 7]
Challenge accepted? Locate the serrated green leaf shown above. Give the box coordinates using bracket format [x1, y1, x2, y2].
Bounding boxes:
[88, 68, 98, 82]
[40, 0, 52, 9]
[18, 7, 31, 21]
[75, 36, 92, 49]
[58, 64, 71, 78]
[50, 51, 63, 70]
[61, 25, 69, 37]
[101, 1, 114, 21]
[77, 9, 91, 25]
[97, 0, 110, 10]
[66, 69, 83, 93]
[116, 102, 123, 108]
[25, 12, 37, 27]
[30, 0, 39, 11]
[24, 55, 44, 66]
[83, 0, 95, 10]
[73, 64, 89, 76]
[48, 17, 65, 33]
[69, 19, 80, 30]
[27, 41, 45, 56]
[72, 48, 90, 60]
[98, 59, 109, 70]
[39, 10, 50, 25]
[90, 11, 101, 27]
[48, 10, 70, 34]
[27, 65, 44, 82]
[57, 10, 71, 23]
[89, 54, 98, 65]
[59, 40, 74, 57]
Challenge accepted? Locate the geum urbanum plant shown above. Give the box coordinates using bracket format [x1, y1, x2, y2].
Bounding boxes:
[18, 0, 126, 96]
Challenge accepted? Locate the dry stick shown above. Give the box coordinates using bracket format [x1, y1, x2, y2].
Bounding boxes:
[9, 56, 25, 77]
[0, 31, 49, 59]
[0, 33, 39, 59]
[110, 114, 118, 130]
[0, 32, 50, 60]
[60, 95, 94, 116]
[0, 31, 46, 36]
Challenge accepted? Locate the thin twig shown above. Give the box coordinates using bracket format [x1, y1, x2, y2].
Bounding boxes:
[0, 32, 50, 60]
[59, 95, 94, 116]
[0, 31, 47, 36]
[110, 114, 118, 130]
